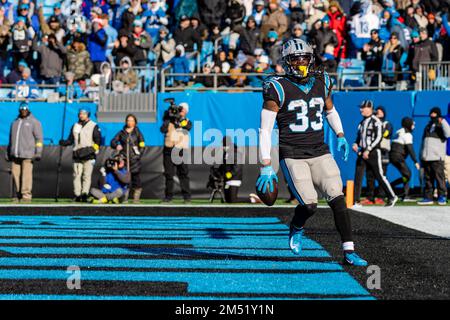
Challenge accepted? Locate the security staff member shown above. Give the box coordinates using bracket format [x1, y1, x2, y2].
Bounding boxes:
[160, 102, 192, 203]
[6, 102, 43, 203]
[389, 117, 420, 200]
[353, 100, 397, 207]
[364, 106, 393, 204]
[59, 108, 102, 202]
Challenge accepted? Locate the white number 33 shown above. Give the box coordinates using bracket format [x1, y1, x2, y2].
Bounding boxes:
[288, 98, 324, 133]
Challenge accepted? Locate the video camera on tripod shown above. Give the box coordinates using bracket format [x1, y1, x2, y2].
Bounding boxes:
[206, 166, 225, 203]
[164, 98, 183, 121]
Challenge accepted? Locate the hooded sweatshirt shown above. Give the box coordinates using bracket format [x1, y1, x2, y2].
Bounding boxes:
[421, 108, 450, 161]
[8, 112, 43, 160]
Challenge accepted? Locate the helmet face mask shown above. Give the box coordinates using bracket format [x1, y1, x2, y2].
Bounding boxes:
[281, 39, 315, 79]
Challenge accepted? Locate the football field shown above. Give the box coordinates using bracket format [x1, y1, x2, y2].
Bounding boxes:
[0, 205, 448, 300]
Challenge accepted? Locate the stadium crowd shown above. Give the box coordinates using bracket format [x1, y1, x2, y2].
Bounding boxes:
[0, 0, 449, 98]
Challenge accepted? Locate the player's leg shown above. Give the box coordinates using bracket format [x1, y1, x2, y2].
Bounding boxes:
[310, 154, 368, 266]
[280, 158, 318, 255]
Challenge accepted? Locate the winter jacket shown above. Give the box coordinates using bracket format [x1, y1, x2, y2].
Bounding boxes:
[421, 118, 450, 161]
[382, 43, 406, 81]
[121, 6, 144, 33]
[197, 0, 227, 27]
[310, 27, 338, 56]
[162, 48, 190, 83]
[328, 10, 347, 57]
[8, 113, 43, 160]
[239, 25, 261, 55]
[153, 36, 176, 65]
[361, 38, 384, 71]
[11, 24, 32, 53]
[411, 38, 438, 72]
[173, 26, 202, 52]
[110, 126, 146, 174]
[88, 28, 108, 62]
[32, 39, 67, 78]
[37, 7, 65, 43]
[131, 30, 153, 64]
[115, 57, 138, 90]
[67, 44, 93, 80]
[99, 168, 130, 194]
[261, 7, 288, 39]
[112, 41, 139, 66]
[0, 17, 11, 60]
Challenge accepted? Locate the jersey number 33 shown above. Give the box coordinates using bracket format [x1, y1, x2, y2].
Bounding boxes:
[287, 97, 324, 133]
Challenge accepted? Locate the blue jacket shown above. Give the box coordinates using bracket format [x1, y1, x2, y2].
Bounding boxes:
[88, 29, 108, 62]
[13, 78, 40, 99]
[163, 56, 190, 82]
[102, 168, 129, 194]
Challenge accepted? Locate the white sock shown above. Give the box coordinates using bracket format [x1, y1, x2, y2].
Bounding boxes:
[342, 241, 354, 252]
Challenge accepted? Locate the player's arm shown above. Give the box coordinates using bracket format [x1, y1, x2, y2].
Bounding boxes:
[260, 100, 279, 167]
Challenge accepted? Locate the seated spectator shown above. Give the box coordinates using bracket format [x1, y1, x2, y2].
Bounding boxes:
[131, 20, 153, 67]
[84, 74, 101, 101]
[11, 17, 33, 69]
[12, 67, 40, 99]
[261, 0, 288, 41]
[290, 23, 307, 41]
[162, 44, 190, 86]
[113, 57, 138, 93]
[112, 30, 138, 66]
[193, 62, 214, 88]
[33, 34, 67, 85]
[153, 26, 176, 67]
[214, 50, 233, 74]
[67, 38, 94, 81]
[89, 154, 130, 204]
[414, 5, 428, 29]
[100, 61, 113, 86]
[404, 5, 419, 30]
[6, 60, 27, 85]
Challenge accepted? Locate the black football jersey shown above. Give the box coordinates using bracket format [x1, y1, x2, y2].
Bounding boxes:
[262, 74, 332, 159]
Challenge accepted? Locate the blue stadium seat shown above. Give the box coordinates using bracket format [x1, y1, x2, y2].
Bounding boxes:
[434, 76, 450, 90]
[337, 59, 366, 88]
[0, 88, 11, 98]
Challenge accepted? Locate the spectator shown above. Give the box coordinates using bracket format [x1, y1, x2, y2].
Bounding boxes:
[59, 108, 102, 203]
[321, 43, 337, 73]
[418, 107, 450, 205]
[252, 0, 266, 27]
[131, 20, 153, 67]
[121, 0, 145, 34]
[239, 16, 261, 56]
[426, 12, 438, 38]
[348, 0, 380, 57]
[414, 4, 428, 29]
[112, 30, 139, 66]
[162, 44, 190, 86]
[226, 0, 247, 30]
[67, 38, 94, 81]
[190, 13, 208, 39]
[58, 72, 84, 102]
[263, 30, 282, 66]
[6, 102, 43, 203]
[261, 0, 288, 41]
[100, 14, 118, 60]
[6, 60, 27, 85]
[303, 0, 327, 31]
[289, 0, 306, 27]
[193, 62, 215, 87]
[153, 26, 176, 67]
[362, 29, 384, 72]
[290, 23, 307, 41]
[309, 16, 338, 56]
[381, 32, 406, 85]
[13, 67, 39, 99]
[16, 3, 39, 38]
[144, 0, 169, 40]
[84, 74, 101, 101]
[37, 4, 65, 43]
[11, 17, 33, 69]
[0, 6, 10, 80]
[197, 0, 227, 27]
[173, 15, 202, 61]
[113, 57, 138, 93]
[52, 2, 67, 26]
[327, 0, 347, 58]
[90, 154, 130, 204]
[110, 114, 146, 203]
[32, 34, 66, 85]
[404, 5, 419, 30]
[88, 17, 108, 73]
[411, 27, 438, 73]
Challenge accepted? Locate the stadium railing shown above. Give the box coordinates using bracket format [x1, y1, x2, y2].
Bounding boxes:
[418, 61, 450, 91]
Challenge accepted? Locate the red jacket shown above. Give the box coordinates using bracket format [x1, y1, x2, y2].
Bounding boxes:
[327, 11, 347, 58]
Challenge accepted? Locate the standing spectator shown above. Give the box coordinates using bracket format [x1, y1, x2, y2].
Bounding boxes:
[381, 32, 406, 85]
[121, 0, 145, 33]
[131, 20, 153, 67]
[404, 5, 419, 30]
[348, 0, 380, 57]
[112, 30, 138, 66]
[327, 0, 347, 58]
[88, 17, 108, 73]
[252, 0, 266, 27]
[410, 27, 438, 74]
[288, 0, 306, 27]
[303, 0, 327, 31]
[173, 15, 202, 67]
[16, 3, 39, 38]
[414, 5, 428, 29]
[153, 26, 176, 67]
[0, 6, 11, 80]
[38, 4, 65, 43]
[32, 34, 67, 85]
[353, 100, 398, 207]
[100, 14, 118, 60]
[144, 0, 168, 40]
[389, 117, 420, 201]
[309, 16, 338, 56]
[239, 16, 261, 56]
[190, 13, 208, 39]
[11, 17, 33, 69]
[426, 13, 438, 38]
[6, 102, 43, 203]
[197, 0, 227, 28]
[290, 23, 307, 41]
[52, 2, 67, 26]
[162, 45, 190, 86]
[418, 107, 450, 205]
[261, 0, 289, 41]
[67, 38, 94, 81]
[12, 67, 39, 99]
[59, 108, 102, 203]
[263, 30, 282, 66]
[160, 102, 192, 203]
[110, 114, 146, 203]
[362, 29, 384, 86]
[6, 60, 27, 85]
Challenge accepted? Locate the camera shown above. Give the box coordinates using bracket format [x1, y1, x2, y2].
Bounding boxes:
[105, 158, 119, 170]
[164, 98, 183, 121]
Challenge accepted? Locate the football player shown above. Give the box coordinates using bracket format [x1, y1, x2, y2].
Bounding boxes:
[256, 39, 367, 266]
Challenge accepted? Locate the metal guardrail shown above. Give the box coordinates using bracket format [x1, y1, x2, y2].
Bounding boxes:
[0, 83, 93, 102]
[418, 61, 450, 91]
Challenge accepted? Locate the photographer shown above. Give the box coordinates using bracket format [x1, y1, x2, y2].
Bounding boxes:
[160, 101, 192, 203]
[111, 114, 146, 204]
[59, 108, 102, 202]
[90, 154, 130, 204]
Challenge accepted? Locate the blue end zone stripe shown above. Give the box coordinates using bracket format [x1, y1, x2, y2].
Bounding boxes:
[280, 159, 305, 205]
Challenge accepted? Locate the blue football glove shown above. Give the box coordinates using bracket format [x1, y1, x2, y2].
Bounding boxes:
[256, 166, 278, 193]
[337, 137, 349, 162]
